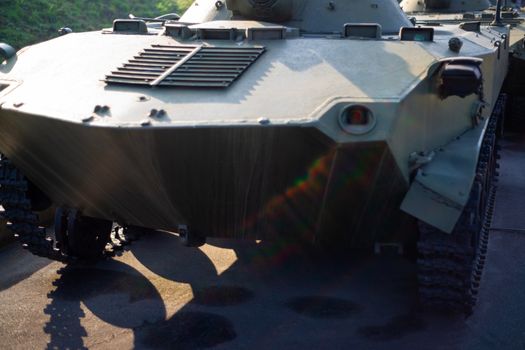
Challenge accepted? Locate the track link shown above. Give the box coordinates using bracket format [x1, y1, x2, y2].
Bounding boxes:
[0, 157, 133, 262]
[0, 157, 69, 262]
[417, 94, 505, 314]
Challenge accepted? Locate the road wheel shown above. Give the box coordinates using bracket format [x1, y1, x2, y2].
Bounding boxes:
[66, 209, 112, 259]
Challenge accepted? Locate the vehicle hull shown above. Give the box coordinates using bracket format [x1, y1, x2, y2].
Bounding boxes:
[0, 110, 410, 247]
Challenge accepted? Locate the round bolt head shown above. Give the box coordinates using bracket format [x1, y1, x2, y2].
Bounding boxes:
[258, 117, 270, 125]
[149, 109, 158, 118]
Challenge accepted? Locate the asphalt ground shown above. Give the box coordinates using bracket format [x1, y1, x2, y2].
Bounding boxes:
[0, 133, 524, 349]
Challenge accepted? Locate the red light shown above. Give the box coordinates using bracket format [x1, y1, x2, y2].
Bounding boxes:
[339, 105, 376, 135]
[346, 108, 368, 125]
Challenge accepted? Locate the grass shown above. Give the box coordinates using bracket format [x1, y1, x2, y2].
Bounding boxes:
[0, 0, 192, 49]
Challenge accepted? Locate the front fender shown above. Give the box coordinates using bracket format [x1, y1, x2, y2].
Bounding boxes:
[400, 121, 486, 233]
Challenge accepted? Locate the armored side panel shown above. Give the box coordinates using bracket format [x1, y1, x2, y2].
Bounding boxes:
[400, 0, 525, 131]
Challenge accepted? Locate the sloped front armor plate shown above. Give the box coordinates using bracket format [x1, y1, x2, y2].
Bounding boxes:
[104, 44, 265, 88]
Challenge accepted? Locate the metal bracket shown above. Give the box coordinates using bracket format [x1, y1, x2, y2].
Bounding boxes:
[177, 224, 189, 236]
[177, 224, 206, 247]
[471, 99, 487, 127]
[409, 151, 435, 171]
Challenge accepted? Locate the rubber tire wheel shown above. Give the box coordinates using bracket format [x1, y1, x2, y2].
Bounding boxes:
[67, 211, 112, 259]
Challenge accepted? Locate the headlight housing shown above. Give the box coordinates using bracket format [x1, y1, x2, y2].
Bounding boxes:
[338, 105, 376, 135]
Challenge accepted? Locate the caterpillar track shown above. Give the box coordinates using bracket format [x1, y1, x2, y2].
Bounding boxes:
[417, 94, 505, 314]
[0, 157, 133, 262]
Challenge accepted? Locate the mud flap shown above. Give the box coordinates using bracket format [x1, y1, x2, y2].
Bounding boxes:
[401, 121, 486, 233]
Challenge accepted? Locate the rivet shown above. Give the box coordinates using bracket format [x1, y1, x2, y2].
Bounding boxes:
[138, 95, 149, 102]
[101, 105, 110, 113]
[141, 119, 151, 126]
[149, 109, 158, 118]
[258, 117, 270, 125]
[157, 109, 167, 117]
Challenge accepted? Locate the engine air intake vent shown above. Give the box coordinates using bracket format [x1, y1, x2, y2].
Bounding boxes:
[105, 44, 265, 88]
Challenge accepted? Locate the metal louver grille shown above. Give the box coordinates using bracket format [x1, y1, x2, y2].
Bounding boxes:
[105, 45, 195, 85]
[105, 44, 265, 88]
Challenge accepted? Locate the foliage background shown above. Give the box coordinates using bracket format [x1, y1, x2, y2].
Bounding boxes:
[0, 0, 192, 49]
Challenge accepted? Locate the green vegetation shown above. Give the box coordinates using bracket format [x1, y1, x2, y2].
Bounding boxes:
[0, 0, 192, 49]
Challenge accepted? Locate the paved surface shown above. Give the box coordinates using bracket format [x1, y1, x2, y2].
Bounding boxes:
[0, 134, 524, 349]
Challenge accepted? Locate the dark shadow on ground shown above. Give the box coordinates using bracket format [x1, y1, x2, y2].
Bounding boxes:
[40, 229, 470, 349]
[43, 236, 245, 349]
[134, 311, 237, 349]
[44, 260, 166, 349]
[127, 230, 442, 349]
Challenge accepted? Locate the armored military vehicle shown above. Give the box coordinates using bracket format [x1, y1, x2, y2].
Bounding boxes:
[0, 0, 514, 312]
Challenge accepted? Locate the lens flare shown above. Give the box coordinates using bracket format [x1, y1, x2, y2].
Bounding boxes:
[242, 144, 385, 265]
